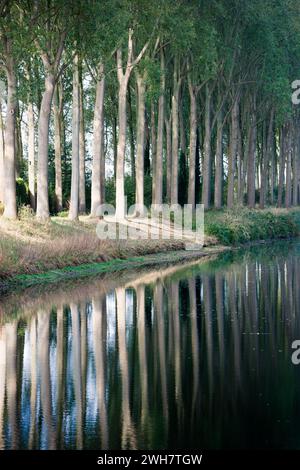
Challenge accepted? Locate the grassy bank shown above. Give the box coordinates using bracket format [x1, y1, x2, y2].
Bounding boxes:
[205, 207, 299, 245]
[0, 207, 299, 285]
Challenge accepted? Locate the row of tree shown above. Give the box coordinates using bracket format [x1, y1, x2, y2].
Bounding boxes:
[0, 0, 300, 220]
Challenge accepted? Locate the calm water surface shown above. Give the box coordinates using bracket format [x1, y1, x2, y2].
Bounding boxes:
[1, 241, 300, 449]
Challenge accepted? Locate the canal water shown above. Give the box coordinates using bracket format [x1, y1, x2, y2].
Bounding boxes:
[1, 241, 300, 450]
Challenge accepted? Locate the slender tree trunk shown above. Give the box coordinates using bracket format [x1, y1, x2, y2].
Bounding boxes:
[151, 103, 157, 205]
[0, 100, 5, 206]
[115, 31, 149, 219]
[293, 118, 299, 206]
[69, 54, 80, 220]
[171, 61, 181, 205]
[214, 109, 223, 209]
[79, 71, 86, 213]
[154, 49, 165, 205]
[278, 126, 285, 207]
[128, 85, 135, 182]
[188, 82, 198, 209]
[135, 72, 146, 211]
[27, 101, 35, 210]
[260, 108, 274, 208]
[116, 79, 128, 219]
[285, 122, 292, 208]
[270, 128, 276, 206]
[3, 55, 17, 219]
[36, 73, 55, 219]
[247, 98, 257, 208]
[237, 122, 243, 204]
[227, 98, 239, 208]
[112, 116, 117, 179]
[202, 84, 212, 209]
[144, 113, 151, 175]
[53, 82, 63, 212]
[15, 102, 23, 179]
[91, 64, 105, 216]
[165, 113, 172, 203]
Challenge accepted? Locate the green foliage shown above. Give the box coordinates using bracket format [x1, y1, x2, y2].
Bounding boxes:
[16, 178, 29, 208]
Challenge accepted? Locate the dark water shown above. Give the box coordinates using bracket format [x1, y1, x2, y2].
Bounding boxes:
[1, 241, 300, 450]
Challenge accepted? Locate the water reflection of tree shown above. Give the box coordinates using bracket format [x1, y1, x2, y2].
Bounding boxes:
[2, 251, 300, 449]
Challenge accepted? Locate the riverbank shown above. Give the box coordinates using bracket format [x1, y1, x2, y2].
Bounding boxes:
[0, 207, 299, 290]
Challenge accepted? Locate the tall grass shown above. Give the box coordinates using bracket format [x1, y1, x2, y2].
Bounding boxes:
[205, 207, 299, 245]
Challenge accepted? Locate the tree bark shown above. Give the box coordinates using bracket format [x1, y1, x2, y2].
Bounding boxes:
[79, 70, 86, 213]
[116, 77, 128, 219]
[36, 73, 56, 219]
[259, 108, 274, 208]
[293, 118, 299, 206]
[151, 103, 157, 205]
[69, 53, 80, 220]
[278, 126, 286, 207]
[154, 48, 165, 205]
[171, 60, 181, 205]
[53, 82, 63, 212]
[214, 109, 223, 209]
[27, 101, 35, 210]
[128, 85, 135, 182]
[227, 98, 239, 208]
[91, 63, 105, 216]
[187, 79, 198, 209]
[237, 122, 244, 204]
[247, 98, 257, 208]
[0, 99, 5, 206]
[165, 113, 172, 203]
[202, 84, 212, 209]
[36, 31, 66, 219]
[15, 102, 23, 179]
[3, 52, 17, 219]
[285, 122, 292, 208]
[115, 30, 149, 219]
[135, 72, 146, 210]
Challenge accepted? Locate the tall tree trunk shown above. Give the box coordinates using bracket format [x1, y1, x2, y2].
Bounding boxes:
[144, 113, 151, 175]
[36, 31, 66, 219]
[285, 122, 292, 208]
[187, 80, 198, 209]
[260, 108, 274, 208]
[135, 72, 146, 211]
[3, 53, 17, 219]
[165, 113, 172, 203]
[112, 116, 117, 179]
[128, 85, 135, 182]
[151, 103, 157, 205]
[293, 118, 299, 206]
[171, 60, 181, 205]
[27, 101, 35, 210]
[214, 109, 223, 209]
[278, 126, 286, 207]
[0, 100, 5, 206]
[36, 73, 55, 219]
[79, 70, 86, 213]
[237, 122, 243, 204]
[247, 98, 257, 208]
[269, 129, 276, 206]
[91, 63, 105, 216]
[202, 84, 212, 209]
[15, 102, 23, 178]
[154, 48, 165, 205]
[115, 30, 149, 219]
[227, 98, 239, 208]
[116, 77, 128, 219]
[53, 81, 63, 212]
[69, 54, 80, 220]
